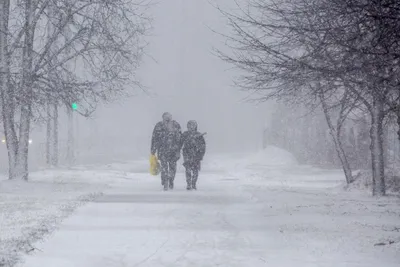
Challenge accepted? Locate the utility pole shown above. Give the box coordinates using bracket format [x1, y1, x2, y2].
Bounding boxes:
[75, 107, 79, 165]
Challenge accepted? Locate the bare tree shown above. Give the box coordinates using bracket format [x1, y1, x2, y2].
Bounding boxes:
[216, 0, 356, 184]
[0, 0, 151, 180]
[217, 0, 400, 195]
[0, 0, 17, 180]
[318, 86, 357, 184]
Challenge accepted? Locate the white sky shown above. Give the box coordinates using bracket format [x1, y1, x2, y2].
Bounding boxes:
[31, 0, 271, 162]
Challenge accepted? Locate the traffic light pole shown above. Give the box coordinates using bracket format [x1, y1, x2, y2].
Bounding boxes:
[67, 106, 75, 167]
[46, 99, 51, 165]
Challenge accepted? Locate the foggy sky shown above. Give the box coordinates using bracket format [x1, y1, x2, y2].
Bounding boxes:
[32, 0, 269, 163]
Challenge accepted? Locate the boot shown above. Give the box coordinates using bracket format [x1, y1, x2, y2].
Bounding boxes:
[192, 181, 197, 190]
[163, 179, 169, 191]
[169, 179, 174, 190]
[192, 168, 199, 190]
[185, 170, 192, 190]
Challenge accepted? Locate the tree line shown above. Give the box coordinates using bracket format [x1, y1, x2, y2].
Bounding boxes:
[217, 0, 400, 196]
[0, 0, 150, 180]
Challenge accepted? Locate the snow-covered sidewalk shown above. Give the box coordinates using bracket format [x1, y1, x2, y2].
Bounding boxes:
[0, 165, 143, 267]
[2, 148, 400, 267]
[12, 156, 400, 267]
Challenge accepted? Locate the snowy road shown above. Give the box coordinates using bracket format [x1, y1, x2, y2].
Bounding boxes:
[17, 170, 400, 267]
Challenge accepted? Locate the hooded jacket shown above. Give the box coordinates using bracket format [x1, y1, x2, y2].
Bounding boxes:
[181, 130, 206, 163]
[151, 120, 182, 161]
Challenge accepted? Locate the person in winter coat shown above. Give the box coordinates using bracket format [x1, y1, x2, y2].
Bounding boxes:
[181, 120, 206, 190]
[151, 112, 182, 190]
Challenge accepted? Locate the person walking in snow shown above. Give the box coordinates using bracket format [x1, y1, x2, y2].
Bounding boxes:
[181, 120, 206, 190]
[151, 112, 182, 190]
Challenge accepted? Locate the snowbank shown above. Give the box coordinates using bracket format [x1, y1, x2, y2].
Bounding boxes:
[346, 168, 400, 195]
[204, 146, 347, 190]
[12, 157, 400, 267]
[244, 145, 298, 167]
[201, 153, 249, 173]
[201, 146, 298, 173]
[0, 166, 134, 267]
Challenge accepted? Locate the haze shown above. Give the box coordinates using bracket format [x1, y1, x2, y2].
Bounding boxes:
[15, 0, 268, 170]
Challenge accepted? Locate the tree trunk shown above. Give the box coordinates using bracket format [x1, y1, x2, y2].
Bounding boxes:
[64, 24, 74, 167]
[355, 115, 370, 169]
[397, 107, 400, 164]
[320, 94, 354, 184]
[45, 4, 59, 167]
[46, 99, 52, 165]
[16, 107, 31, 180]
[0, 0, 19, 179]
[370, 97, 386, 196]
[382, 124, 390, 168]
[397, 103, 400, 142]
[52, 103, 58, 166]
[15, 0, 34, 180]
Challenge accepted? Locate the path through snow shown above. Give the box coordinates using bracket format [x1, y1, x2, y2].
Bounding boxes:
[15, 165, 400, 267]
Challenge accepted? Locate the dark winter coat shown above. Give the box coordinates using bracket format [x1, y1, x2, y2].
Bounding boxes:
[181, 131, 206, 164]
[151, 120, 182, 162]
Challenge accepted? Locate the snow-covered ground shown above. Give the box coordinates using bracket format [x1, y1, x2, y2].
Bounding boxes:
[0, 166, 147, 266]
[1, 146, 399, 266]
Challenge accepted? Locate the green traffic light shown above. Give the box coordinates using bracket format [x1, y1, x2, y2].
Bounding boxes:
[71, 102, 78, 110]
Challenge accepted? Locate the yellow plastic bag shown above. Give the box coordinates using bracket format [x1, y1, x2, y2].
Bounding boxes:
[149, 154, 160, 175]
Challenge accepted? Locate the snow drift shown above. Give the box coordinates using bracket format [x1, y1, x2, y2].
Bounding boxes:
[347, 168, 400, 195]
[244, 146, 298, 167]
[201, 146, 298, 173]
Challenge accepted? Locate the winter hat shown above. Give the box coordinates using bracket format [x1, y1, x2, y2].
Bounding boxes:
[187, 120, 198, 131]
[162, 112, 172, 122]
